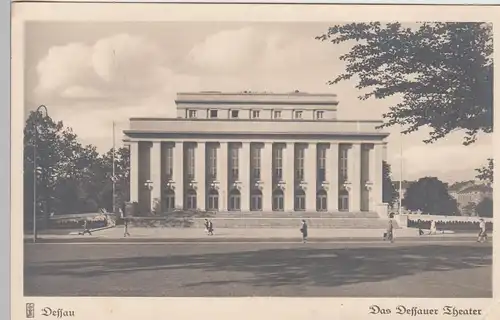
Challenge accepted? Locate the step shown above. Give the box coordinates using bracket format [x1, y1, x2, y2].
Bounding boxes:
[129, 217, 399, 229]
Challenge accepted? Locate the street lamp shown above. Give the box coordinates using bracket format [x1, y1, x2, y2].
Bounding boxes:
[33, 105, 49, 243]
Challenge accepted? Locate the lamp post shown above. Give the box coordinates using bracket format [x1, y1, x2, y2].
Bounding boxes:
[33, 105, 49, 243]
[399, 128, 404, 216]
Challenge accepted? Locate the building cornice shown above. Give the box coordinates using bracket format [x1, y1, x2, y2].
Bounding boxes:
[129, 117, 383, 124]
[122, 131, 390, 140]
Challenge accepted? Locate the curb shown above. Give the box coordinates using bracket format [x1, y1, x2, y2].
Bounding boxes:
[25, 236, 486, 244]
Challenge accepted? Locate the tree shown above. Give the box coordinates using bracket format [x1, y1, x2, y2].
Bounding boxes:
[402, 177, 459, 215]
[475, 197, 492, 218]
[382, 161, 398, 207]
[316, 22, 493, 146]
[24, 111, 82, 225]
[462, 202, 477, 216]
[475, 158, 493, 184]
[24, 111, 118, 230]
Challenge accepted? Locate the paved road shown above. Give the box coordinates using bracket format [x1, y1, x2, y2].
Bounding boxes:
[24, 242, 492, 298]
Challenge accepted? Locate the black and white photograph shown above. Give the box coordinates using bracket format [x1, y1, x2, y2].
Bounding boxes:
[11, 2, 499, 319]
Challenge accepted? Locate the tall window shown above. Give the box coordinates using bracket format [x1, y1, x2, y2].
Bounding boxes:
[188, 110, 197, 118]
[251, 190, 263, 211]
[185, 189, 197, 210]
[273, 189, 284, 211]
[231, 110, 239, 118]
[165, 146, 174, 179]
[228, 190, 241, 211]
[317, 145, 327, 182]
[339, 144, 349, 183]
[294, 189, 306, 211]
[316, 190, 327, 212]
[186, 146, 195, 181]
[251, 145, 261, 180]
[252, 110, 260, 119]
[207, 146, 217, 180]
[339, 190, 349, 211]
[316, 111, 324, 119]
[295, 145, 305, 181]
[164, 189, 175, 211]
[230, 146, 239, 181]
[273, 146, 283, 180]
[294, 110, 303, 119]
[273, 110, 282, 119]
[207, 189, 219, 211]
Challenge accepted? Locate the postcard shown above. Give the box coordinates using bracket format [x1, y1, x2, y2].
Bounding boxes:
[11, 1, 500, 319]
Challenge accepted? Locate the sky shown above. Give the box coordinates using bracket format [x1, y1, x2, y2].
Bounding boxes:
[24, 21, 493, 183]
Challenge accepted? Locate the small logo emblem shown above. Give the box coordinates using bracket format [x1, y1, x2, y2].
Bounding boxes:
[26, 303, 35, 318]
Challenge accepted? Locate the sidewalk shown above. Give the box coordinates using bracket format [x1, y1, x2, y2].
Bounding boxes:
[26, 227, 485, 243]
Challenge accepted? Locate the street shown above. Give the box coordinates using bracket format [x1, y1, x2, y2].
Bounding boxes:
[24, 241, 492, 297]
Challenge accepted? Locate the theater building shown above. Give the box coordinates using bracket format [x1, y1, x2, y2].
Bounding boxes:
[123, 91, 390, 217]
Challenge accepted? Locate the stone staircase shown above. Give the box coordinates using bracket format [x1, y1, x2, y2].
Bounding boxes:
[130, 211, 398, 229]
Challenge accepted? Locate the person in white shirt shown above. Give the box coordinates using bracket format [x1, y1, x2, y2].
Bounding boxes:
[477, 219, 487, 243]
[429, 220, 437, 235]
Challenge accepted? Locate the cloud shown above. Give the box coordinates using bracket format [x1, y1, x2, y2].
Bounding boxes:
[185, 27, 338, 77]
[35, 33, 170, 104]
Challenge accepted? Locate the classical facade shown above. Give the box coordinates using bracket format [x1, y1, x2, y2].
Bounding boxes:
[123, 91, 389, 216]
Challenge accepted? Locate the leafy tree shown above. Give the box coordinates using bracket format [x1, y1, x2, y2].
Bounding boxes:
[462, 202, 477, 216]
[475, 158, 493, 184]
[475, 197, 493, 218]
[23, 111, 128, 231]
[316, 22, 493, 146]
[24, 111, 82, 226]
[402, 177, 459, 215]
[382, 161, 398, 207]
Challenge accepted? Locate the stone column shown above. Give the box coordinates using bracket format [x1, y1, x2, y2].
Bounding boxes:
[173, 141, 184, 210]
[150, 141, 162, 213]
[305, 143, 317, 211]
[327, 142, 339, 211]
[283, 142, 295, 212]
[219, 142, 228, 211]
[349, 143, 361, 212]
[129, 141, 139, 203]
[240, 142, 251, 211]
[372, 143, 384, 208]
[262, 142, 273, 211]
[195, 142, 206, 211]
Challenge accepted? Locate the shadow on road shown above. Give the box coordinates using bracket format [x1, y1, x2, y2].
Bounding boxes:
[25, 244, 492, 290]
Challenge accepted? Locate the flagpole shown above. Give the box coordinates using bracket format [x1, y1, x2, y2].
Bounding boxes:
[112, 121, 116, 214]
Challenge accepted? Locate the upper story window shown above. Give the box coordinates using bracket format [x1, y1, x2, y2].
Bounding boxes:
[209, 109, 218, 118]
[273, 110, 282, 119]
[188, 110, 197, 119]
[251, 110, 260, 119]
[294, 110, 303, 119]
[231, 110, 239, 119]
[316, 111, 324, 119]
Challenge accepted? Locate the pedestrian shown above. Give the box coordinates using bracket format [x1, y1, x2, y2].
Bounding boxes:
[208, 220, 214, 236]
[300, 219, 308, 243]
[384, 219, 394, 242]
[429, 220, 437, 235]
[204, 219, 210, 235]
[81, 219, 92, 236]
[123, 218, 130, 237]
[477, 218, 488, 243]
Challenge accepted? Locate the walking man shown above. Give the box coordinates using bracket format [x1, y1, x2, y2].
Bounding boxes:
[300, 219, 308, 243]
[208, 220, 214, 236]
[123, 218, 131, 237]
[477, 218, 488, 243]
[384, 219, 394, 243]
